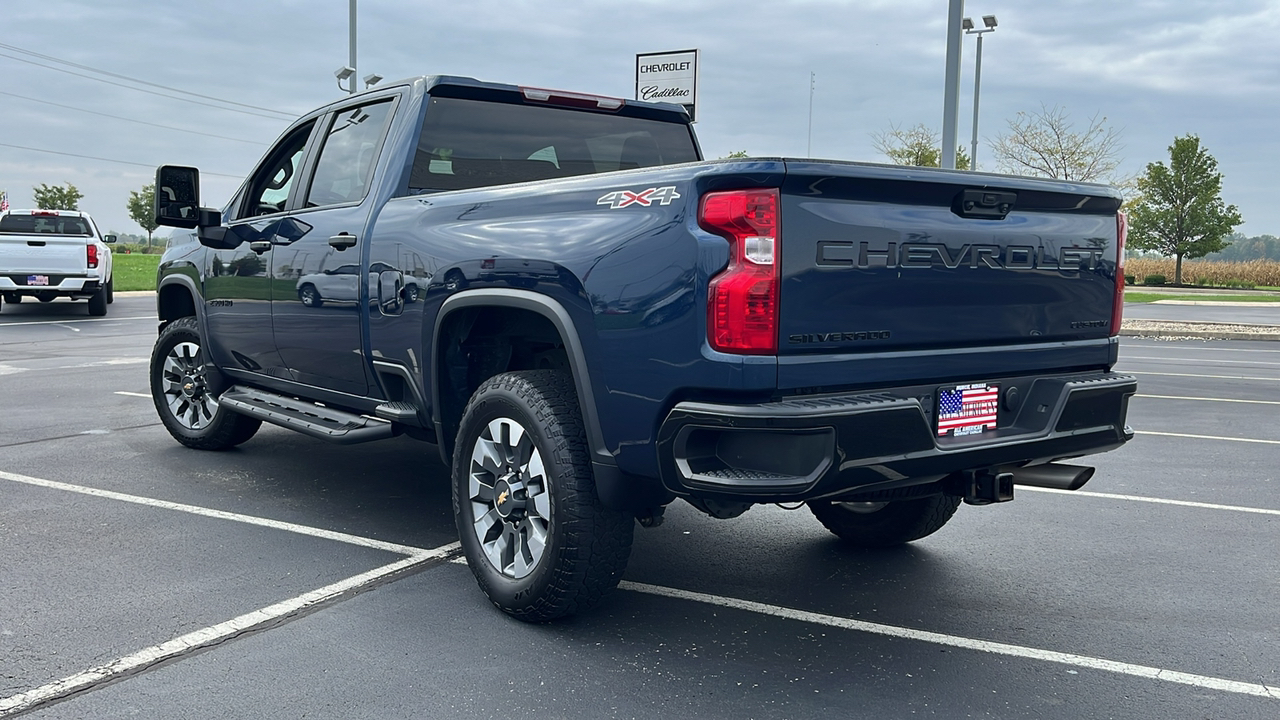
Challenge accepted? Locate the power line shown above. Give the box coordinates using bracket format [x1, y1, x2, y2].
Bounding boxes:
[0, 52, 292, 122]
[0, 91, 266, 146]
[0, 141, 244, 179]
[0, 42, 297, 118]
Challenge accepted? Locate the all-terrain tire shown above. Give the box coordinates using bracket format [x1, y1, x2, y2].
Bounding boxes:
[808, 494, 962, 548]
[452, 370, 633, 622]
[150, 317, 261, 450]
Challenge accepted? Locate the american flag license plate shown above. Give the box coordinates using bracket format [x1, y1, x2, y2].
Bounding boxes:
[28, 275, 49, 286]
[937, 383, 999, 437]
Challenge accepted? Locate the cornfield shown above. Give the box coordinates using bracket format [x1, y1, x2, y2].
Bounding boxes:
[1125, 258, 1280, 288]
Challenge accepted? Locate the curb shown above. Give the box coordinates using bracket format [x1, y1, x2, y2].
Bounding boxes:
[115, 291, 156, 298]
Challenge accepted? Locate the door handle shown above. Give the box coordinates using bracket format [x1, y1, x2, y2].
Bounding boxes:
[249, 240, 272, 254]
[329, 233, 358, 251]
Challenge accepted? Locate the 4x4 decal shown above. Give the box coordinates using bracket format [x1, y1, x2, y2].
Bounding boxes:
[597, 186, 681, 209]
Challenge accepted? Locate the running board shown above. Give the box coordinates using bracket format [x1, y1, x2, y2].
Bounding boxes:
[219, 386, 395, 445]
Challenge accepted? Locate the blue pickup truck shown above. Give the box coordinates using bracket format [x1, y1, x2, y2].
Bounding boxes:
[151, 75, 1135, 621]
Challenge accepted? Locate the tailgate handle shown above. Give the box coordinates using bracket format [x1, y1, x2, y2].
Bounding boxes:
[954, 189, 1016, 220]
[27, 240, 46, 247]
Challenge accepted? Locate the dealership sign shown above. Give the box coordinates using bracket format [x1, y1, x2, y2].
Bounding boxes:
[635, 49, 698, 121]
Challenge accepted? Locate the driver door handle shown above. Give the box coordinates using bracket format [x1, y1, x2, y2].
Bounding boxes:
[329, 233, 358, 250]
[249, 240, 273, 254]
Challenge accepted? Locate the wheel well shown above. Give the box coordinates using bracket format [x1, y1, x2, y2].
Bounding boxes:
[436, 306, 571, 456]
[158, 283, 197, 328]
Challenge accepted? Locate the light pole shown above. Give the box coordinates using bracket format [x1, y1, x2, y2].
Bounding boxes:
[964, 14, 997, 171]
[334, 0, 357, 94]
[940, 0, 965, 169]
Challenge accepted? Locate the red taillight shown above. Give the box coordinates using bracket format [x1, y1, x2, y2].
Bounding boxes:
[1111, 211, 1127, 336]
[87, 243, 99, 269]
[520, 87, 623, 111]
[699, 189, 779, 354]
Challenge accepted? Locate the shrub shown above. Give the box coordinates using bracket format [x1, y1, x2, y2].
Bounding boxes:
[1124, 275, 1135, 285]
[1144, 274, 1166, 286]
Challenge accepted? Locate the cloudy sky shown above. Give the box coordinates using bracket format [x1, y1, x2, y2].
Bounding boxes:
[2, 0, 1278, 237]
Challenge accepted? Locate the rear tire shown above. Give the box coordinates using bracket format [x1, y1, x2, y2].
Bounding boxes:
[453, 370, 633, 622]
[2, 292, 19, 304]
[87, 288, 108, 316]
[150, 317, 261, 450]
[298, 284, 323, 308]
[106, 277, 114, 304]
[808, 494, 961, 548]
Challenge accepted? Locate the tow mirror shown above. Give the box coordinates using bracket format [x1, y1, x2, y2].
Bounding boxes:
[103, 234, 117, 244]
[155, 165, 202, 229]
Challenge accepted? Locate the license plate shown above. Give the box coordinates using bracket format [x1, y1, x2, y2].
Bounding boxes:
[937, 382, 1000, 437]
[27, 275, 49, 286]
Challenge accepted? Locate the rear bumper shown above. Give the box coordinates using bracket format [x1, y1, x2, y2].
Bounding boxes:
[1, 275, 101, 296]
[656, 370, 1136, 502]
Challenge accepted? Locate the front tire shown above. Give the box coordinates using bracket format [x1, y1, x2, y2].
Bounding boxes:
[150, 316, 261, 450]
[808, 494, 961, 548]
[453, 370, 633, 622]
[298, 284, 323, 307]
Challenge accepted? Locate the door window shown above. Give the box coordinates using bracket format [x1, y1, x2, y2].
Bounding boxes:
[305, 100, 395, 208]
[239, 121, 316, 220]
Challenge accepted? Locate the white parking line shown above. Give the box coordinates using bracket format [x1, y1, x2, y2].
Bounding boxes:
[55, 358, 149, 369]
[0, 315, 152, 327]
[1018, 486, 1280, 517]
[1134, 430, 1280, 445]
[0, 470, 428, 556]
[1136, 394, 1280, 405]
[1122, 344, 1280, 354]
[1127, 371, 1279, 381]
[114, 391, 151, 398]
[0, 545, 458, 717]
[620, 582, 1279, 700]
[1124, 355, 1280, 366]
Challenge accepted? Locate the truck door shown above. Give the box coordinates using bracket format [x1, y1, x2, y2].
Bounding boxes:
[269, 97, 397, 396]
[203, 120, 317, 376]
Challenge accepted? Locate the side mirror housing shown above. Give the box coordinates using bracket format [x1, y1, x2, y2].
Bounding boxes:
[103, 234, 117, 244]
[155, 165, 203, 229]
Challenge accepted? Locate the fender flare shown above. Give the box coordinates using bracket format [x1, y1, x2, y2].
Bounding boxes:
[430, 288, 612, 469]
[156, 272, 205, 335]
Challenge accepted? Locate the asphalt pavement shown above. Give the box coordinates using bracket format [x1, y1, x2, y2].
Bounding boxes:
[1124, 301, 1280, 326]
[1, 296, 1278, 719]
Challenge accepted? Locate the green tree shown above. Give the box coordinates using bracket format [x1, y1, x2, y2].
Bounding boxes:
[720, 150, 749, 159]
[872, 123, 969, 170]
[32, 182, 83, 210]
[1127, 135, 1243, 285]
[990, 105, 1121, 182]
[127, 183, 159, 246]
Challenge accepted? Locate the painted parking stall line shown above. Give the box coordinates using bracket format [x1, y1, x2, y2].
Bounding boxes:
[0, 315, 152, 327]
[1135, 393, 1280, 405]
[0, 470, 428, 556]
[0, 545, 459, 718]
[619, 582, 1280, 700]
[1019, 486, 1280, 516]
[1134, 430, 1280, 445]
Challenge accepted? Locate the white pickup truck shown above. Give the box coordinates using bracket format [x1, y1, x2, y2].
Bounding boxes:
[0, 209, 115, 315]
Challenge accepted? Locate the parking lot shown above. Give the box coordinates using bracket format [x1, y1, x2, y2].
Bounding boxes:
[2, 295, 1278, 719]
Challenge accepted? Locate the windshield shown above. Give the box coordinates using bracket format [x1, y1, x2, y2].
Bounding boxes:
[0, 213, 93, 236]
[408, 96, 700, 193]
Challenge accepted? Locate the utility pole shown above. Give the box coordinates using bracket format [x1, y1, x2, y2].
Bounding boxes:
[807, 72, 815, 157]
[940, 0, 965, 169]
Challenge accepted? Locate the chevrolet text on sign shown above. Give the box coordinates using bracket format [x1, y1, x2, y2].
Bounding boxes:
[635, 49, 697, 121]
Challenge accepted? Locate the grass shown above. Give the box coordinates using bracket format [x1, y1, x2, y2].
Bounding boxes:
[111, 253, 162, 291]
[1126, 292, 1280, 303]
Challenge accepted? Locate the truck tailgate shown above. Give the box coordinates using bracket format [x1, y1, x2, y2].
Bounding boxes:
[778, 162, 1122, 355]
[0, 234, 89, 275]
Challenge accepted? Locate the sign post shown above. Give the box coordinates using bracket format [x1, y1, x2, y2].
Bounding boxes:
[635, 49, 698, 121]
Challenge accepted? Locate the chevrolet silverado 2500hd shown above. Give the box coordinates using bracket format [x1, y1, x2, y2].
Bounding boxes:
[150, 75, 1135, 621]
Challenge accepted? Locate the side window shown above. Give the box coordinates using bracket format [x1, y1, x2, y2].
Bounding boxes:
[305, 100, 395, 209]
[240, 121, 315, 220]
